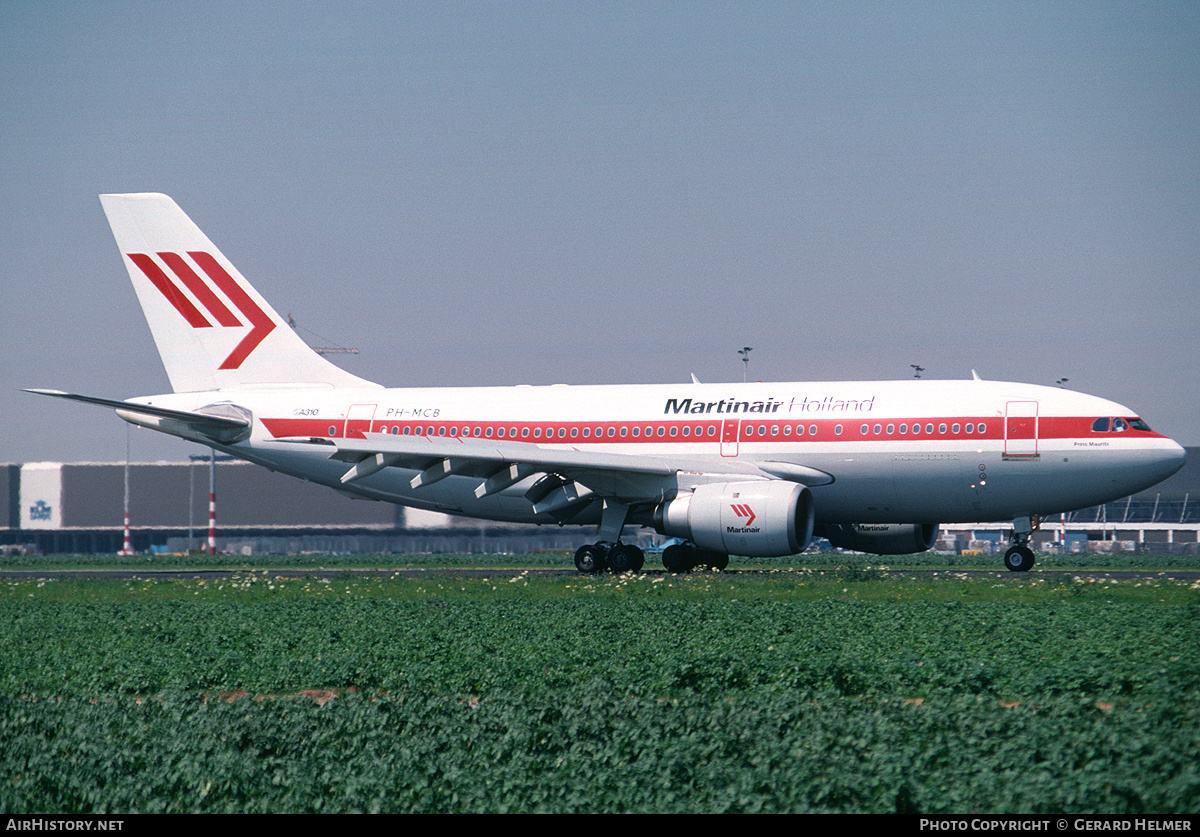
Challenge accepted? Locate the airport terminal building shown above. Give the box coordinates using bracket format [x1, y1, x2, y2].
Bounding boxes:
[0, 459, 592, 555]
[2, 450, 1197, 556]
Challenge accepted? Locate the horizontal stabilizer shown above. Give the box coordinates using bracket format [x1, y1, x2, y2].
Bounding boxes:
[24, 389, 251, 443]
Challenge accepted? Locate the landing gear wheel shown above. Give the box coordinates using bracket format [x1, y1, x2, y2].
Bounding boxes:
[706, 552, 730, 571]
[574, 544, 607, 574]
[1003, 545, 1035, 572]
[608, 543, 645, 574]
[662, 544, 693, 573]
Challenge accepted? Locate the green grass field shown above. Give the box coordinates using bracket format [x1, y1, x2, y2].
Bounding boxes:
[2, 554, 1198, 813]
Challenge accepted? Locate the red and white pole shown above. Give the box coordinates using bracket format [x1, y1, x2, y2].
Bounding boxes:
[122, 425, 132, 555]
[207, 451, 217, 554]
[207, 491, 216, 554]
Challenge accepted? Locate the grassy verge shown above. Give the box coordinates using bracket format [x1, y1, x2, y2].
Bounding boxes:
[2, 560, 1197, 813]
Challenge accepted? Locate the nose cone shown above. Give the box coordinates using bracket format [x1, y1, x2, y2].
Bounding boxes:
[1135, 437, 1187, 491]
[1162, 439, 1188, 480]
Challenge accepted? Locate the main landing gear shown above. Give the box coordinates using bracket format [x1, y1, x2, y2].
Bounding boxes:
[572, 502, 732, 575]
[574, 501, 648, 574]
[1003, 516, 1036, 572]
[574, 541, 645, 574]
[662, 542, 729, 573]
[574, 540, 732, 574]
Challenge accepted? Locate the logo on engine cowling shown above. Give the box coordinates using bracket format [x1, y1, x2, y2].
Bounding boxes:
[730, 503, 757, 528]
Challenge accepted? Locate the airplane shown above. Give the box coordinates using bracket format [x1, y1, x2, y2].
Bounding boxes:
[28, 193, 1187, 573]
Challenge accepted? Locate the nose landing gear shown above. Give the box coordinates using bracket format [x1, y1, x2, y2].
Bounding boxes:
[1003, 516, 1037, 572]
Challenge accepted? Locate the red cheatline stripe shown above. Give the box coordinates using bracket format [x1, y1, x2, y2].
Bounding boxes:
[128, 253, 212, 328]
[158, 252, 242, 327]
[257, 414, 1168, 442]
[189, 251, 276, 369]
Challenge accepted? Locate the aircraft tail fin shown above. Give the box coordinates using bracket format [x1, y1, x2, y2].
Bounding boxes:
[99, 193, 379, 393]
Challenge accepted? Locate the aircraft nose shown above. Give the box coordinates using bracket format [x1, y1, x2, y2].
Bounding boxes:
[1165, 439, 1187, 476]
[1147, 438, 1187, 485]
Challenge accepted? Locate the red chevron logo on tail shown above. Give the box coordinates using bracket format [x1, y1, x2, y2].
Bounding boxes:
[128, 251, 276, 369]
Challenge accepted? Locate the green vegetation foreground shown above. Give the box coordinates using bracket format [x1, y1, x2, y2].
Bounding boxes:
[2, 561, 1198, 813]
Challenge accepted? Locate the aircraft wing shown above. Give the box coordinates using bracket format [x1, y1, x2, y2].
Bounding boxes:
[286, 431, 832, 515]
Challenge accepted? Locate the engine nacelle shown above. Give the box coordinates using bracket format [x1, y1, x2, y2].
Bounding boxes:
[820, 523, 940, 555]
[654, 481, 814, 557]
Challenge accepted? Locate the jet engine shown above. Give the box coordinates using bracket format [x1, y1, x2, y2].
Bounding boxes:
[819, 523, 940, 555]
[654, 480, 814, 557]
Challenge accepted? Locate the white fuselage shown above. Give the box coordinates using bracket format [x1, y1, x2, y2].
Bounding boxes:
[131, 378, 1187, 529]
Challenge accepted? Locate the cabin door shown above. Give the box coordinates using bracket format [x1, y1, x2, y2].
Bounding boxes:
[720, 418, 740, 457]
[1004, 401, 1039, 457]
[344, 403, 378, 439]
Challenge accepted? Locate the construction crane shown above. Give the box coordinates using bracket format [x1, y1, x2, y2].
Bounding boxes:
[287, 314, 360, 356]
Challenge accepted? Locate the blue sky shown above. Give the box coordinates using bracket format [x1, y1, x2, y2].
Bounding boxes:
[3, 1, 1197, 463]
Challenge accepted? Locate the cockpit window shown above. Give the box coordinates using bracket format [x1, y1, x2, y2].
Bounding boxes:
[1092, 417, 1110, 432]
[1128, 418, 1151, 431]
[1112, 418, 1127, 432]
